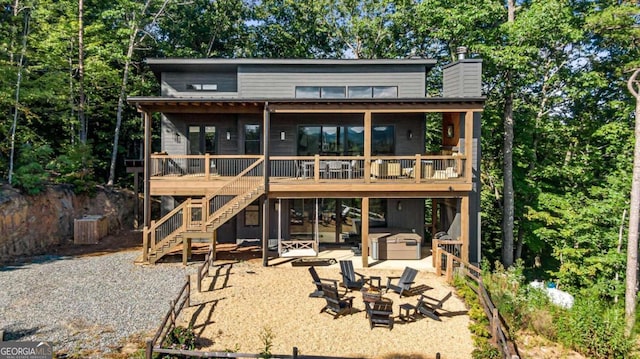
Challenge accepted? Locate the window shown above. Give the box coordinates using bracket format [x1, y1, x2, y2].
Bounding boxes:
[373, 86, 398, 98]
[321, 87, 346, 98]
[372, 126, 395, 155]
[348, 86, 373, 98]
[186, 83, 218, 91]
[297, 125, 390, 156]
[189, 125, 216, 154]
[244, 124, 261, 154]
[245, 204, 260, 226]
[295, 86, 321, 98]
[347, 86, 399, 98]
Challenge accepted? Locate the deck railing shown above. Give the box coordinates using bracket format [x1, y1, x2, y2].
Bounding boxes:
[150, 154, 466, 183]
[151, 154, 263, 178]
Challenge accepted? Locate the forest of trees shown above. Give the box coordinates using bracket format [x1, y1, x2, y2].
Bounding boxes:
[1, 0, 639, 316]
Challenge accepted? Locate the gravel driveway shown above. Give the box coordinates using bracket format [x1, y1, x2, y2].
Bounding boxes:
[0, 251, 189, 357]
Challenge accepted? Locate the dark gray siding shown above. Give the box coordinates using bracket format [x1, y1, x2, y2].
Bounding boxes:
[162, 113, 238, 155]
[238, 65, 426, 98]
[161, 70, 238, 97]
[386, 199, 425, 238]
[372, 113, 425, 155]
[443, 60, 482, 98]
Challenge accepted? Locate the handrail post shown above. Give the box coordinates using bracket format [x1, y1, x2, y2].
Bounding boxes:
[314, 154, 320, 182]
[150, 220, 157, 250]
[205, 154, 210, 179]
[446, 254, 454, 283]
[432, 237, 439, 268]
[142, 226, 149, 262]
[415, 153, 421, 183]
[169, 299, 176, 326]
[435, 248, 442, 276]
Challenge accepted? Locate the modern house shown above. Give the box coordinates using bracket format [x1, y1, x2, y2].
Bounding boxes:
[127, 53, 484, 267]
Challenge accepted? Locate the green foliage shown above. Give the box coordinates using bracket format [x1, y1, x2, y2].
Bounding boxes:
[556, 298, 633, 358]
[162, 325, 196, 352]
[258, 326, 274, 359]
[11, 143, 53, 195]
[47, 143, 97, 194]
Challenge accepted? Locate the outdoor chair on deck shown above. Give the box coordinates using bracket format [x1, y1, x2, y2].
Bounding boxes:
[386, 266, 418, 297]
[366, 300, 394, 330]
[319, 283, 355, 319]
[339, 260, 368, 292]
[308, 266, 339, 298]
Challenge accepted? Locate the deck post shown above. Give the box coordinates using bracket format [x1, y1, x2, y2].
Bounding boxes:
[362, 197, 369, 268]
[461, 196, 469, 262]
[364, 111, 371, 184]
[262, 103, 270, 267]
[145, 340, 153, 359]
[143, 110, 151, 228]
[464, 111, 474, 181]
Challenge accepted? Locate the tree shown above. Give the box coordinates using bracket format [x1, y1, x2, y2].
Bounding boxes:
[106, 0, 170, 186]
[626, 68, 639, 335]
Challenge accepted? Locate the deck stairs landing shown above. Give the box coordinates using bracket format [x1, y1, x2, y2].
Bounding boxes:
[140, 158, 265, 265]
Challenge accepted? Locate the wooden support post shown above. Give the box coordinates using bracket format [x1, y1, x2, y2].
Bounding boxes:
[293, 347, 299, 358]
[182, 238, 188, 266]
[491, 308, 499, 345]
[364, 111, 371, 184]
[262, 104, 270, 267]
[145, 340, 153, 359]
[169, 300, 176, 325]
[415, 154, 421, 183]
[461, 196, 469, 263]
[464, 111, 474, 181]
[435, 248, 442, 276]
[314, 154, 320, 182]
[197, 265, 202, 293]
[142, 227, 149, 263]
[150, 221, 156, 250]
[362, 197, 370, 268]
[143, 111, 151, 228]
[431, 199, 438, 267]
[204, 153, 210, 179]
[133, 171, 139, 228]
[185, 275, 190, 307]
[447, 254, 454, 281]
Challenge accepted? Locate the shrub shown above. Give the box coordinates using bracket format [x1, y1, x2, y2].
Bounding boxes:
[162, 325, 196, 351]
[11, 143, 52, 195]
[48, 143, 97, 194]
[555, 298, 633, 358]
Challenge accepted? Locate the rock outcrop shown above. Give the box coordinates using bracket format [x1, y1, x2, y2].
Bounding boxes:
[0, 185, 135, 262]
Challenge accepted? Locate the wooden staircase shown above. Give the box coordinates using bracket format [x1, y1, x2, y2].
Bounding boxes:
[140, 158, 265, 265]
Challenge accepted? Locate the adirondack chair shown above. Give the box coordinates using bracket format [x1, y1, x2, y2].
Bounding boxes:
[308, 266, 339, 298]
[319, 284, 355, 319]
[366, 300, 394, 330]
[414, 291, 452, 321]
[339, 260, 368, 292]
[385, 266, 418, 297]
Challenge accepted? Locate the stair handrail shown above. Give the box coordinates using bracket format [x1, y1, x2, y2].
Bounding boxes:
[203, 157, 265, 228]
[143, 197, 192, 255]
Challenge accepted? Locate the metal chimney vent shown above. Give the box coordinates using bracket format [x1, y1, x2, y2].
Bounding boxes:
[456, 46, 468, 60]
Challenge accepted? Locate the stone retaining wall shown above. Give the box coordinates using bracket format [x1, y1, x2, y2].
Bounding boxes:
[0, 185, 135, 262]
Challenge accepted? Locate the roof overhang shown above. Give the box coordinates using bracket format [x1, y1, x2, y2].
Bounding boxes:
[127, 97, 486, 114]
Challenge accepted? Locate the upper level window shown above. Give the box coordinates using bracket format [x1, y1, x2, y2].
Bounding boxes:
[297, 85, 398, 99]
[373, 86, 398, 98]
[321, 87, 346, 98]
[295, 86, 321, 98]
[348, 86, 373, 98]
[189, 125, 216, 154]
[244, 124, 261, 154]
[347, 86, 398, 98]
[187, 83, 218, 91]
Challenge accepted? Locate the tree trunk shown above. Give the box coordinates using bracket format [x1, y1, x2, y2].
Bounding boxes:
[106, 24, 135, 186]
[501, 0, 516, 268]
[625, 68, 640, 336]
[78, 0, 86, 144]
[106, 0, 170, 186]
[8, 9, 29, 185]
